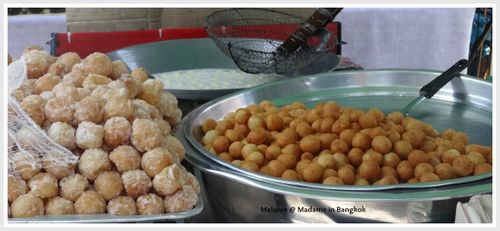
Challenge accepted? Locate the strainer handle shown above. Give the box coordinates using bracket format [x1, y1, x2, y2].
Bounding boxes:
[277, 8, 342, 54]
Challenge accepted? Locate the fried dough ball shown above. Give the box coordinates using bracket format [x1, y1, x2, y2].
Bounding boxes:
[82, 73, 112, 90]
[358, 113, 378, 129]
[474, 163, 492, 176]
[60, 174, 88, 201]
[131, 67, 149, 83]
[44, 96, 75, 123]
[161, 135, 185, 161]
[330, 139, 349, 154]
[164, 185, 198, 213]
[94, 171, 124, 201]
[394, 140, 413, 159]
[347, 148, 364, 168]
[266, 160, 287, 177]
[299, 135, 321, 153]
[240, 160, 259, 172]
[419, 172, 440, 182]
[74, 190, 107, 214]
[452, 156, 474, 177]
[414, 163, 434, 180]
[137, 193, 165, 215]
[21, 95, 46, 125]
[28, 172, 58, 199]
[137, 79, 163, 107]
[465, 151, 486, 165]
[63, 70, 87, 87]
[302, 162, 324, 182]
[381, 166, 398, 179]
[141, 147, 174, 177]
[57, 52, 81, 74]
[357, 162, 380, 182]
[352, 132, 371, 151]
[81, 52, 112, 76]
[354, 177, 370, 185]
[121, 170, 152, 199]
[315, 154, 336, 169]
[76, 121, 104, 149]
[74, 96, 103, 124]
[103, 117, 132, 148]
[47, 122, 76, 150]
[434, 163, 456, 180]
[396, 160, 414, 181]
[45, 196, 74, 215]
[103, 98, 133, 120]
[119, 75, 141, 98]
[373, 175, 398, 185]
[131, 119, 163, 152]
[108, 145, 141, 173]
[152, 164, 186, 196]
[42, 152, 76, 180]
[442, 149, 461, 164]
[337, 166, 356, 184]
[107, 196, 137, 216]
[402, 129, 424, 148]
[212, 136, 230, 154]
[34, 73, 61, 94]
[362, 150, 383, 165]
[52, 82, 78, 100]
[202, 119, 217, 133]
[323, 176, 344, 185]
[247, 127, 269, 145]
[281, 169, 302, 181]
[25, 49, 51, 79]
[8, 175, 28, 203]
[11, 194, 44, 218]
[383, 152, 401, 168]
[78, 148, 111, 180]
[245, 151, 265, 167]
[110, 60, 129, 80]
[408, 150, 428, 167]
[371, 136, 392, 154]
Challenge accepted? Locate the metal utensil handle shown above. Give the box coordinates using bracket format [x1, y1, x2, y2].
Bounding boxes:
[277, 8, 342, 54]
[420, 59, 469, 98]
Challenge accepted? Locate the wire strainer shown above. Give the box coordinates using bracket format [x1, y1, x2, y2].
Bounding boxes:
[205, 8, 340, 74]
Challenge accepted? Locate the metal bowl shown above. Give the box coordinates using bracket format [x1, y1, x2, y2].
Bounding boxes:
[179, 69, 492, 222]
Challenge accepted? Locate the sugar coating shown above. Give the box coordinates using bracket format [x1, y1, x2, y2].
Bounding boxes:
[107, 196, 137, 216]
[47, 122, 76, 150]
[28, 172, 59, 199]
[121, 170, 151, 199]
[59, 173, 88, 201]
[76, 121, 104, 149]
[44, 96, 75, 123]
[109, 145, 141, 173]
[136, 193, 165, 215]
[74, 190, 106, 214]
[45, 196, 74, 215]
[163, 185, 198, 213]
[104, 117, 132, 148]
[78, 148, 111, 180]
[131, 119, 163, 152]
[21, 95, 46, 125]
[11, 194, 45, 218]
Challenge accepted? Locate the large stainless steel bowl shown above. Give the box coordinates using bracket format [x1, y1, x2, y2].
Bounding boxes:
[178, 70, 492, 223]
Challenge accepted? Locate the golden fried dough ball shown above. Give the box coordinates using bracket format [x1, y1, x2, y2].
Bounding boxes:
[275, 129, 298, 148]
[57, 52, 81, 74]
[247, 115, 266, 130]
[354, 177, 370, 185]
[228, 141, 244, 159]
[78, 148, 111, 180]
[94, 171, 124, 201]
[358, 113, 378, 129]
[386, 111, 404, 124]
[434, 163, 456, 180]
[396, 160, 414, 181]
[247, 127, 269, 145]
[452, 156, 474, 177]
[122, 170, 152, 199]
[474, 163, 492, 176]
[81, 52, 112, 76]
[357, 162, 380, 182]
[299, 135, 321, 153]
[347, 148, 364, 168]
[245, 151, 265, 167]
[44, 96, 75, 123]
[302, 162, 324, 182]
[152, 164, 186, 196]
[281, 169, 302, 181]
[408, 150, 428, 167]
[419, 172, 440, 182]
[211, 135, 230, 154]
[202, 119, 217, 133]
[323, 176, 344, 185]
[74, 190, 107, 214]
[266, 160, 286, 177]
[34, 73, 61, 94]
[337, 166, 355, 185]
[295, 121, 313, 138]
[321, 168, 338, 181]
[373, 176, 398, 185]
[110, 60, 129, 80]
[317, 133, 335, 150]
[331, 119, 350, 135]
[107, 196, 137, 216]
[164, 185, 198, 213]
[131, 119, 163, 152]
[362, 150, 383, 165]
[276, 153, 297, 169]
[402, 129, 424, 148]
[62, 70, 87, 87]
[465, 151, 486, 165]
[103, 117, 132, 148]
[141, 147, 174, 177]
[407, 178, 419, 184]
[330, 139, 349, 154]
[265, 114, 284, 131]
[240, 160, 259, 172]
[442, 149, 461, 164]
[60, 174, 88, 201]
[11, 194, 44, 218]
[74, 96, 103, 124]
[339, 129, 355, 147]
[383, 152, 401, 168]
[42, 152, 76, 180]
[47, 122, 76, 150]
[131, 67, 149, 83]
[315, 154, 336, 169]
[8, 175, 28, 203]
[466, 144, 492, 158]
[25, 49, 51, 78]
[82, 73, 112, 90]
[161, 135, 185, 161]
[45, 196, 74, 215]
[371, 136, 392, 154]
[394, 140, 413, 159]
[76, 121, 104, 149]
[137, 79, 163, 107]
[137, 193, 165, 215]
[414, 163, 434, 180]
[27, 172, 58, 200]
[352, 132, 371, 151]
[380, 166, 398, 179]
[21, 95, 46, 125]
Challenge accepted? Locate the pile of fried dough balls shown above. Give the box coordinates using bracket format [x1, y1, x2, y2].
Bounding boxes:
[201, 100, 492, 186]
[8, 47, 199, 218]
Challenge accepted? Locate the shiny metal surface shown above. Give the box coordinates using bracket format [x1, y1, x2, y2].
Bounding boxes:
[179, 70, 492, 222]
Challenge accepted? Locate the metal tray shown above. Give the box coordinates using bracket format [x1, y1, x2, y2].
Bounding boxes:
[8, 199, 203, 223]
[183, 69, 492, 191]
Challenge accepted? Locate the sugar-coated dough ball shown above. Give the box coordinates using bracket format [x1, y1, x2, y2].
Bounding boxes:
[25, 49, 51, 79]
[74, 96, 103, 124]
[94, 171, 124, 201]
[130, 99, 162, 121]
[131, 68, 149, 83]
[104, 87, 129, 101]
[158, 92, 178, 118]
[110, 60, 129, 80]
[83, 74, 112, 90]
[155, 119, 172, 136]
[109, 145, 141, 173]
[28, 172, 58, 199]
[163, 185, 198, 213]
[103, 99, 133, 120]
[131, 119, 163, 152]
[47, 62, 64, 76]
[21, 95, 46, 125]
[121, 170, 152, 199]
[47, 122, 76, 149]
[42, 152, 76, 180]
[119, 75, 141, 98]
[136, 193, 165, 215]
[78, 148, 111, 180]
[34, 73, 61, 94]
[45, 196, 74, 215]
[11, 194, 44, 218]
[57, 52, 81, 74]
[60, 174, 89, 201]
[152, 164, 186, 196]
[161, 135, 185, 161]
[141, 147, 175, 177]
[74, 190, 106, 214]
[76, 88, 92, 101]
[39, 91, 55, 102]
[52, 82, 79, 100]
[44, 96, 75, 123]
[10, 151, 42, 181]
[8, 175, 28, 203]
[103, 117, 132, 148]
[166, 108, 183, 126]
[137, 79, 163, 107]
[184, 172, 201, 194]
[76, 121, 104, 149]
[62, 70, 86, 87]
[81, 52, 112, 76]
[107, 196, 137, 216]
